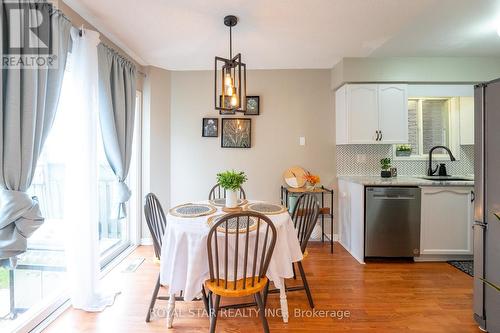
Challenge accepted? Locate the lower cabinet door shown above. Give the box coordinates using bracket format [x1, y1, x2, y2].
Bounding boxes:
[420, 187, 474, 255]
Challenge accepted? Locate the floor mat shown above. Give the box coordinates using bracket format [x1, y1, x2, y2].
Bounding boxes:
[122, 257, 145, 273]
[448, 260, 473, 277]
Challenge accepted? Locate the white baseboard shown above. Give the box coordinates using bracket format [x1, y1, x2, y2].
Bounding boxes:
[141, 237, 153, 245]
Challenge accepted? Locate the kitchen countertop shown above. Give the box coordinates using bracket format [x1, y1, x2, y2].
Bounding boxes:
[338, 175, 474, 187]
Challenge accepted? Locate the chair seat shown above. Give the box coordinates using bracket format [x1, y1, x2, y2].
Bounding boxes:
[205, 277, 268, 297]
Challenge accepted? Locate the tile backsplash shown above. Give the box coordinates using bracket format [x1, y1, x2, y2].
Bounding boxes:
[336, 145, 474, 176]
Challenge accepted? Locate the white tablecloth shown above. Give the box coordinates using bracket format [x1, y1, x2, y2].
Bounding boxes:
[159, 201, 303, 301]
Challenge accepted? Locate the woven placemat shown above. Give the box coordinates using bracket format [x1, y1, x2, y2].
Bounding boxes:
[245, 202, 287, 215]
[207, 214, 258, 233]
[209, 198, 248, 207]
[169, 203, 217, 218]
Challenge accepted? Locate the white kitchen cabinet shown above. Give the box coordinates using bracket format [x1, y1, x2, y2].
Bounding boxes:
[337, 179, 365, 264]
[347, 85, 379, 143]
[335, 85, 348, 144]
[338, 179, 351, 251]
[335, 83, 408, 144]
[459, 96, 474, 145]
[378, 84, 408, 143]
[420, 186, 474, 256]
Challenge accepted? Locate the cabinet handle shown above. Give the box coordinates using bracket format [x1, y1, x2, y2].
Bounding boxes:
[471, 190, 475, 202]
[375, 130, 380, 141]
[379, 130, 383, 141]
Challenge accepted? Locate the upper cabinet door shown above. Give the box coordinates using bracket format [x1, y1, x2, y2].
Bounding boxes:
[459, 96, 474, 145]
[335, 85, 348, 144]
[378, 84, 408, 143]
[347, 85, 378, 143]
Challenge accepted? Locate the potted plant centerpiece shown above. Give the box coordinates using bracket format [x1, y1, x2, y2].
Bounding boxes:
[396, 144, 412, 157]
[216, 170, 247, 208]
[380, 158, 392, 178]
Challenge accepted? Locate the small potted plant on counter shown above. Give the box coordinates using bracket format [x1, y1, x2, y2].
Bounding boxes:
[380, 158, 392, 178]
[216, 170, 247, 208]
[396, 144, 412, 157]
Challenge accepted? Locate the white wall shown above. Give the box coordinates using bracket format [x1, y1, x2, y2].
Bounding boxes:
[170, 69, 335, 206]
[142, 66, 171, 240]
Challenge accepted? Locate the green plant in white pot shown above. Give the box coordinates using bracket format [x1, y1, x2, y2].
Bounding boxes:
[216, 170, 247, 208]
[396, 144, 412, 157]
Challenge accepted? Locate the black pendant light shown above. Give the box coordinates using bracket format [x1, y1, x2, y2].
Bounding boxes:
[215, 15, 247, 113]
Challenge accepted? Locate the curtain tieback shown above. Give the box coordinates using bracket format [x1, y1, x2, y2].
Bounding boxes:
[0, 190, 44, 260]
[115, 181, 131, 219]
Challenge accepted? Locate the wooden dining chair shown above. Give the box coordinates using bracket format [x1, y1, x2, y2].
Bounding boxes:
[144, 193, 182, 322]
[204, 212, 277, 333]
[208, 184, 246, 200]
[265, 193, 319, 309]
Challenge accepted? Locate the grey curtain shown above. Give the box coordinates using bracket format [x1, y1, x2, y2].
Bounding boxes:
[97, 43, 137, 219]
[0, 3, 72, 259]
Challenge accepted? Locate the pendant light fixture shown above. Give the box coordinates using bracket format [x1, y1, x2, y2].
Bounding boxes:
[215, 15, 247, 113]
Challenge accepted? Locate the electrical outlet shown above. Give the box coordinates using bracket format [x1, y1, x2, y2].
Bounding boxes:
[299, 137, 306, 146]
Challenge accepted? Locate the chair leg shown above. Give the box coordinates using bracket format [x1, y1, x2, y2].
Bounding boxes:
[209, 294, 221, 333]
[145, 274, 161, 322]
[201, 285, 210, 314]
[292, 262, 297, 280]
[263, 280, 270, 307]
[254, 292, 270, 333]
[297, 261, 314, 309]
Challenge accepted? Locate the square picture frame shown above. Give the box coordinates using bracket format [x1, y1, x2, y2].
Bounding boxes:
[221, 118, 251, 148]
[219, 95, 236, 115]
[245, 96, 260, 115]
[202, 118, 219, 137]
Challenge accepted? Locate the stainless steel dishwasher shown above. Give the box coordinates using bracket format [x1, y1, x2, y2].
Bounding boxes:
[365, 187, 421, 258]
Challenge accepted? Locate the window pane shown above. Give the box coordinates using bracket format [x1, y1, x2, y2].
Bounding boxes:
[407, 100, 419, 155]
[0, 102, 68, 331]
[97, 141, 123, 254]
[422, 99, 449, 154]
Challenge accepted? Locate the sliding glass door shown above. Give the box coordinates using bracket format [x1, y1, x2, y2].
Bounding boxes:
[0, 91, 142, 332]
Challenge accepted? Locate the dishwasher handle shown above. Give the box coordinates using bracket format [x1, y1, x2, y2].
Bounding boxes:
[372, 194, 416, 200]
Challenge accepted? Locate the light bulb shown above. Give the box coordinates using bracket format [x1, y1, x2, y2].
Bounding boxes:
[226, 86, 233, 96]
[231, 94, 238, 107]
[224, 73, 232, 86]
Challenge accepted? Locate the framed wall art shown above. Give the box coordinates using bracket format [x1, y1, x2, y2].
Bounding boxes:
[245, 96, 260, 115]
[221, 118, 251, 148]
[202, 118, 218, 137]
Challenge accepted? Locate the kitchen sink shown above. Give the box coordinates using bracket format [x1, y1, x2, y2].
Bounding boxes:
[419, 176, 473, 181]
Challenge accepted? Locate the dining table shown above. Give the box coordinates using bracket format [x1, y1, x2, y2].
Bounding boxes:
[159, 200, 304, 328]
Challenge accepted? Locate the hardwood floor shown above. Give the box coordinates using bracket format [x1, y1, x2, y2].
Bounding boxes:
[44, 243, 480, 333]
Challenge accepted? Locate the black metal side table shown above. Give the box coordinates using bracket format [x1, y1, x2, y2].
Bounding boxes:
[280, 185, 334, 253]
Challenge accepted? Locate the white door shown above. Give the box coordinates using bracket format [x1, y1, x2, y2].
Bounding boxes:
[420, 187, 474, 255]
[347, 85, 378, 143]
[378, 84, 408, 143]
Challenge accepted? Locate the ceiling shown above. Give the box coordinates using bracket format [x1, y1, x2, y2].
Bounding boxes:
[64, 0, 500, 70]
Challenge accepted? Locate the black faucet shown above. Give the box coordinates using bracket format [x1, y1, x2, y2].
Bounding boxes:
[427, 145, 456, 176]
